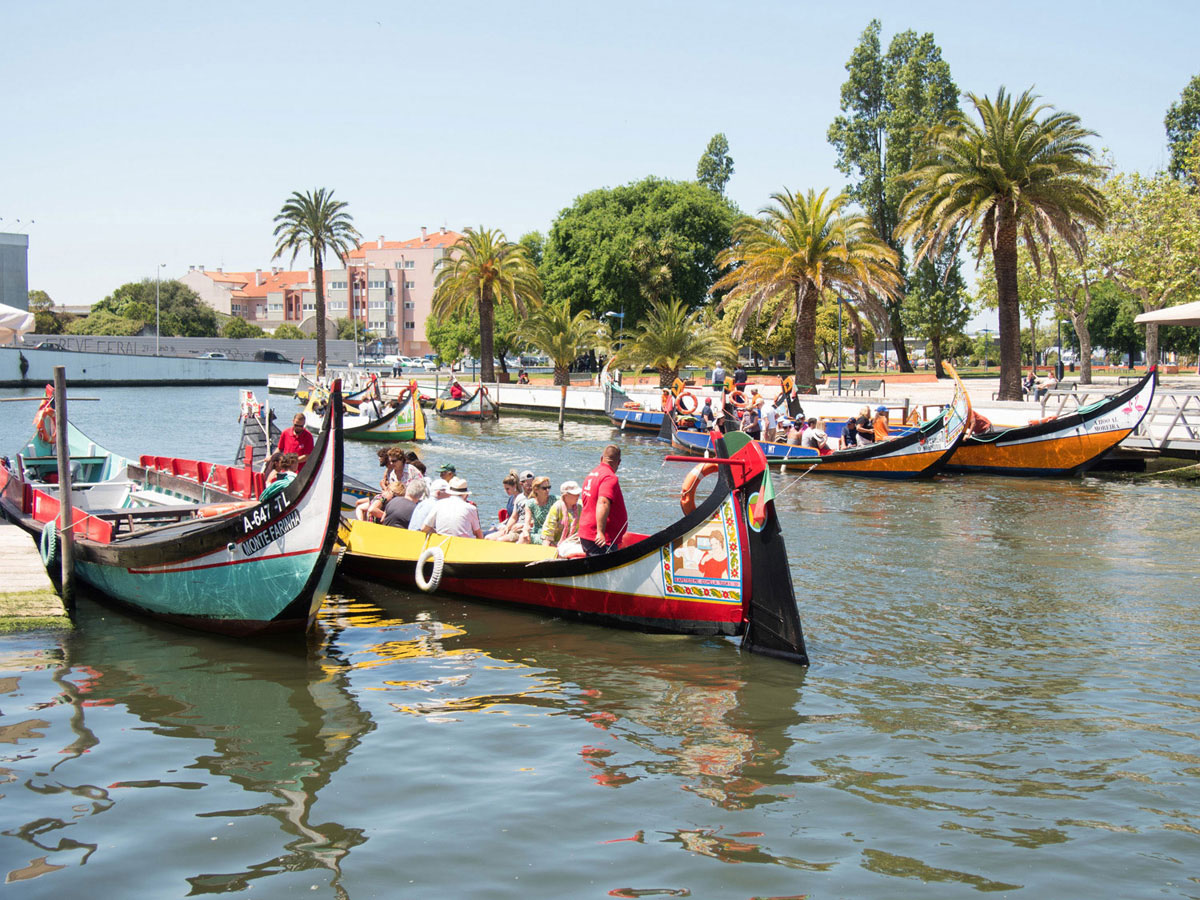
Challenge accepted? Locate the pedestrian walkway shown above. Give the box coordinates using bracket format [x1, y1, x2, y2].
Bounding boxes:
[0, 521, 69, 630]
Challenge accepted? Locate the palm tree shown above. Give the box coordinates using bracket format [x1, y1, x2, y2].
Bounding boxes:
[521, 300, 599, 430]
[612, 298, 735, 388]
[897, 87, 1106, 400]
[432, 227, 542, 383]
[714, 188, 901, 390]
[272, 188, 360, 377]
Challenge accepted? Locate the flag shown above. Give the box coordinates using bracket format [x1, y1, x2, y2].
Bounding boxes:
[751, 464, 775, 529]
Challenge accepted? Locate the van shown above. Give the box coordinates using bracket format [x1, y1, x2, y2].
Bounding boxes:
[253, 350, 294, 364]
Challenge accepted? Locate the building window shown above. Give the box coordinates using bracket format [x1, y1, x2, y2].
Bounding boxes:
[404, 280, 415, 289]
[231, 304, 241, 314]
[404, 321, 415, 330]
[404, 260, 415, 269]
[404, 301, 415, 310]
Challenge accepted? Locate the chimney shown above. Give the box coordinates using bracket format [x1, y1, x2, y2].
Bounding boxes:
[200, 265, 205, 272]
[255, 268, 264, 286]
[189, 265, 195, 272]
[378, 234, 385, 249]
[441, 225, 447, 234]
[217, 267, 223, 274]
[421, 226, 427, 241]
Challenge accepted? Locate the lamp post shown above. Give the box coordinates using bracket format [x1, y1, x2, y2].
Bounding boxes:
[155, 263, 165, 356]
[984, 327, 990, 370]
[1056, 314, 1064, 381]
[836, 296, 844, 395]
[603, 310, 625, 346]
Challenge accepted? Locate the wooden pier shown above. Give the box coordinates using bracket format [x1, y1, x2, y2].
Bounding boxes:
[0, 521, 69, 630]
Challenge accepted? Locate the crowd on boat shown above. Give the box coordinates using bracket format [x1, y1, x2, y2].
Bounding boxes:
[344, 441, 631, 557]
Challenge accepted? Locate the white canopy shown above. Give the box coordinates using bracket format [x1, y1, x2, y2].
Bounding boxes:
[1135, 301, 1200, 327]
[0, 303, 35, 344]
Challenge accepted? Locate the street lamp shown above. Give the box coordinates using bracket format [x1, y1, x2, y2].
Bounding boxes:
[1056, 314, 1064, 381]
[836, 296, 844, 395]
[984, 327, 990, 370]
[604, 310, 625, 345]
[155, 263, 166, 356]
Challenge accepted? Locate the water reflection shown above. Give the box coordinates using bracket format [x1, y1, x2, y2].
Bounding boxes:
[331, 582, 807, 811]
[1, 592, 372, 895]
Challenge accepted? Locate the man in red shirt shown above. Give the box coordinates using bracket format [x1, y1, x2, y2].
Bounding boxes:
[278, 412, 314, 465]
[579, 444, 627, 556]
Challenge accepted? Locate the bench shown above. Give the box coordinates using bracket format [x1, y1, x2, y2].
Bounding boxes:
[849, 379, 885, 396]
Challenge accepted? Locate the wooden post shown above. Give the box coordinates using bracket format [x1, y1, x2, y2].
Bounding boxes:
[52, 366, 76, 605]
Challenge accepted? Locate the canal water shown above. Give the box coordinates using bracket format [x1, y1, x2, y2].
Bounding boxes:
[2, 385, 1199, 898]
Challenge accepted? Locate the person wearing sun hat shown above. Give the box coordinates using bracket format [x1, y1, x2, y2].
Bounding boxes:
[540, 480, 582, 547]
[422, 476, 483, 539]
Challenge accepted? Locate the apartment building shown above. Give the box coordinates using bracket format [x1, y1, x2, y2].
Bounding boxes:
[180, 226, 460, 356]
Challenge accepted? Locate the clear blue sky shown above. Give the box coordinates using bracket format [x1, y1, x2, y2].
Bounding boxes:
[4, 0, 1197, 328]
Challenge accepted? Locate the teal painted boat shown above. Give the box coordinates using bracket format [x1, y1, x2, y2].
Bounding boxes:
[0, 383, 345, 636]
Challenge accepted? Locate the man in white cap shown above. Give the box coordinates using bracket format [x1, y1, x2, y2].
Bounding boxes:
[422, 476, 483, 539]
[408, 477, 450, 532]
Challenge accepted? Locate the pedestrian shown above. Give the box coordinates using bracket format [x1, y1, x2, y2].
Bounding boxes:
[733, 363, 747, 391]
[711, 360, 727, 391]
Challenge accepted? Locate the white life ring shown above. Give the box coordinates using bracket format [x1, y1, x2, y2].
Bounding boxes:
[415, 546, 444, 592]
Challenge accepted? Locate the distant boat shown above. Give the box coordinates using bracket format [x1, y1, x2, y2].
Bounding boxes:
[435, 381, 499, 420]
[946, 368, 1157, 476]
[0, 383, 345, 635]
[302, 380, 427, 442]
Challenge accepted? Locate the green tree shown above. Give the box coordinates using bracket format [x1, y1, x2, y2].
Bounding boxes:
[272, 188, 360, 376]
[27, 290, 62, 334]
[715, 294, 795, 365]
[1096, 166, 1200, 365]
[224, 318, 265, 339]
[425, 302, 526, 376]
[715, 187, 901, 389]
[612, 297, 734, 388]
[828, 19, 960, 371]
[897, 87, 1106, 399]
[1165, 73, 1200, 181]
[518, 231, 546, 267]
[65, 308, 145, 336]
[542, 177, 739, 327]
[520, 300, 599, 430]
[696, 133, 734, 195]
[1087, 279, 1142, 367]
[93, 279, 218, 336]
[432, 227, 541, 383]
[273, 323, 306, 340]
[335, 317, 376, 343]
[901, 244, 970, 377]
[977, 249, 1055, 368]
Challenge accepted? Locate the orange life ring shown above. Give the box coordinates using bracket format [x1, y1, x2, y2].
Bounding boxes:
[622, 401, 644, 410]
[35, 405, 55, 444]
[481, 385, 489, 396]
[197, 500, 256, 518]
[676, 391, 698, 414]
[729, 390, 748, 409]
[679, 462, 719, 515]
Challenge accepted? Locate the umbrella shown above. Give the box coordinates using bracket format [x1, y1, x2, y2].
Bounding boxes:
[0, 302, 35, 344]
[1134, 300, 1200, 327]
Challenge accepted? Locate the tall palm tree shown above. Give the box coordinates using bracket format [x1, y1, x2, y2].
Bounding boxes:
[897, 87, 1106, 399]
[272, 188, 360, 377]
[715, 188, 901, 390]
[521, 300, 599, 430]
[432, 227, 542, 383]
[612, 298, 735, 388]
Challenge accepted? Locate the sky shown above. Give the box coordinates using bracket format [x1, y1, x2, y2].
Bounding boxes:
[4, 0, 1198, 331]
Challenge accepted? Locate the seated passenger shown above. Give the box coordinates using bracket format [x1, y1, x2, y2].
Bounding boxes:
[855, 406, 876, 444]
[449, 380, 465, 400]
[841, 416, 858, 449]
[518, 476, 557, 544]
[408, 479, 450, 531]
[872, 406, 890, 441]
[800, 419, 830, 455]
[381, 479, 427, 528]
[267, 453, 299, 485]
[421, 477, 483, 539]
[541, 480, 582, 547]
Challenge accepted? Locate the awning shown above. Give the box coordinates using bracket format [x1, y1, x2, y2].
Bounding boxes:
[0, 303, 35, 343]
[1135, 300, 1200, 327]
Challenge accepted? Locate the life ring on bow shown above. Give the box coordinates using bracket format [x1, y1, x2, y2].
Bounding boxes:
[415, 546, 444, 592]
[676, 391, 698, 414]
[679, 462, 720, 515]
[480, 385, 489, 396]
[197, 501, 256, 518]
[622, 401, 644, 410]
[729, 391, 749, 409]
[35, 405, 56, 444]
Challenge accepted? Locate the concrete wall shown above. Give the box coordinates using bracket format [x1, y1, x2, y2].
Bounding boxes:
[0, 233, 30, 311]
[18, 333, 358, 365]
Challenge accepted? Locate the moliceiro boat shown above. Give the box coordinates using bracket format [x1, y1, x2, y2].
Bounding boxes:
[664, 370, 971, 479]
[0, 383, 345, 635]
[303, 379, 427, 442]
[946, 368, 1157, 476]
[434, 381, 500, 419]
[338, 431, 808, 664]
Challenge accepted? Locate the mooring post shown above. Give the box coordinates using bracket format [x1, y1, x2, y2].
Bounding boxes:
[52, 366, 76, 606]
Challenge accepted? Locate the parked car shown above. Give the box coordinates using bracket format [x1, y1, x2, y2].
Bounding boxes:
[33, 341, 65, 351]
[253, 350, 293, 364]
[199, 352, 228, 359]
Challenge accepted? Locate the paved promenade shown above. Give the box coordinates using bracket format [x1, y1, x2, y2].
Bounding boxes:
[0, 521, 69, 630]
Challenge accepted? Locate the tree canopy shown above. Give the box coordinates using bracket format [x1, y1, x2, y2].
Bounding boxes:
[696, 133, 734, 194]
[223, 318, 265, 339]
[75, 279, 218, 336]
[827, 19, 959, 370]
[1165, 73, 1200, 181]
[541, 177, 739, 328]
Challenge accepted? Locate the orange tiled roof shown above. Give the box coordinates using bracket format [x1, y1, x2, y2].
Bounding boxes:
[227, 270, 310, 299]
[345, 230, 463, 258]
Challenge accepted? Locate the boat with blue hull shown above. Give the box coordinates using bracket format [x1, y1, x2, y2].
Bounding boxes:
[0, 383, 345, 635]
